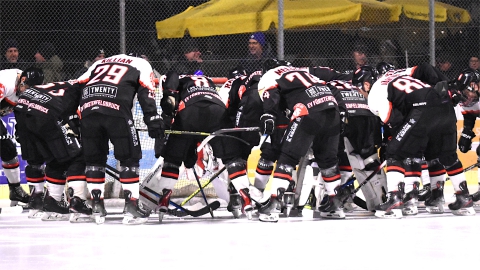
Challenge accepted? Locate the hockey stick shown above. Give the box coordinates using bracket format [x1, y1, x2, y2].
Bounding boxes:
[107, 164, 221, 217]
[163, 129, 252, 149]
[445, 162, 479, 181]
[180, 165, 228, 206]
[140, 185, 220, 217]
[336, 160, 387, 204]
[196, 126, 260, 152]
[191, 166, 215, 218]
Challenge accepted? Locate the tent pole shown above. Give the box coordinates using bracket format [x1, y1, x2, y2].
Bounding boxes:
[120, 0, 126, 54]
[429, 0, 435, 66]
[277, 0, 285, 60]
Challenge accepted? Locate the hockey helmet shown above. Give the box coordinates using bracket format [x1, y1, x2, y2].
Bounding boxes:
[17, 66, 44, 89]
[262, 58, 291, 74]
[352, 65, 377, 91]
[455, 68, 480, 106]
[228, 65, 247, 79]
[376, 62, 395, 78]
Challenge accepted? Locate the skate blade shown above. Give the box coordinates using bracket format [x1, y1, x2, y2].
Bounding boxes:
[69, 213, 95, 223]
[451, 207, 476, 216]
[28, 209, 44, 218]
[374, 209, 403, 219]
[259, 213, 279, 223]
[158, 212, 166, 223]
[122, 215, 148, 225]
[230, 208, 242, 219]
[41, 212, 69, 221]
[246, 211, 253, 220]
[425, 205, 444, 214]
[284, 205, 293, 217]
[402, 206, 418, 216]
[320, 210, 345, 219]
[94, 215, 106, 225]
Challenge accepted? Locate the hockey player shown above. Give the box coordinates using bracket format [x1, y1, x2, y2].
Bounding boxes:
[257, 59, 343, 221]
[0, 68, 31, 208]
[368, 64, 476, 218]
[77, 52, 164, 225]
[218, 68, 269, 219]
[454, 68, 480, 205]
[141, 71, 233, 220]
[14, 68, 93, 221]
[253, 65, 350, 210]
[329, 66, 386, 212]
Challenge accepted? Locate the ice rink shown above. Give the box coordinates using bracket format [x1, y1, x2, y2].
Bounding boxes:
[1, 193, 480, 270]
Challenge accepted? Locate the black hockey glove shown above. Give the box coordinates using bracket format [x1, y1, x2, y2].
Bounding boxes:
[458, 129, 475, 153]
[144, 114, 165, 139]
[260, 114, 276, 135]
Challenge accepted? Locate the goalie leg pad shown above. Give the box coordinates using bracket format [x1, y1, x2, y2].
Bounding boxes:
[353, 167, 387, 211]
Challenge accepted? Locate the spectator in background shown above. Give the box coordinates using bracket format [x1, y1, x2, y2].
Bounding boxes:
[343, 44, 369, 74]
[73, 49, 106, 78]
[173, 38, 204, 75]
[240, 32, 274, 74]
[1, 39, 29, 70]
[436, 54, 458, 81]
[468, 56, 480, 72]
[34, 42, 63, 83]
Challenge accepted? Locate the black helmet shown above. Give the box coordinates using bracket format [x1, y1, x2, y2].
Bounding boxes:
[262, 58, 291, 74]
[127, 52, 142, 58]
[228, 65, 247, 79]
[352, 65, 377, 90]
[376, 61, 395, 78]
[20, 67, 44, 86]
[454, 68, 480, 106]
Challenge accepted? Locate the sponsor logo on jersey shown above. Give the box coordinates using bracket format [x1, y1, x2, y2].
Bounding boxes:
[82, 84, 118, 98]
[305, 85, 331, 98]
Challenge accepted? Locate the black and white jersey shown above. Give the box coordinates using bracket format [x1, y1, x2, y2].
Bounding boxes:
[258, 66, 338, 119]
[175, 75, 225, 111]
[76, 53, 158, 119]
[15, 81, 81, 122]
[369, 72, 440, 127]
[328, 80, 373, 117]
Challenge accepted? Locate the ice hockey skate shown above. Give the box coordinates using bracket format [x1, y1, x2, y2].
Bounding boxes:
[448, 181, 475, 216]
[258, 194, 283, 223]
[157, 188, 172, 223]
[90, 189, 107, 224]
[123, 190, 150, 225]
[402, 182, 419, 216]
[28, 187, 44, 219]
[374, 190, 404, 219]
[417, 183, 431, 202]
[227, 185, 254, 219]
[425, 181, 445, 214]
[42, 190, 69, 221]
[471, 186, 480, 207]
[9, 185, 30, 204]
[69, 196, 94, 223]
[318, 195, 345, 219]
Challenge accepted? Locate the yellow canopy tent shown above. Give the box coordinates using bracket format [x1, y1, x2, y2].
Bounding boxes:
[155, 0, 401, 39]
[384, 0, 470, 23]
[352, 0, 471, 41]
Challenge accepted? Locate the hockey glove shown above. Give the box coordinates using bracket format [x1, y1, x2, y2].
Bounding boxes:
[458, 129, 476, 153]
[260, 114, 276, 135]
[144, 114, 165, 139]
